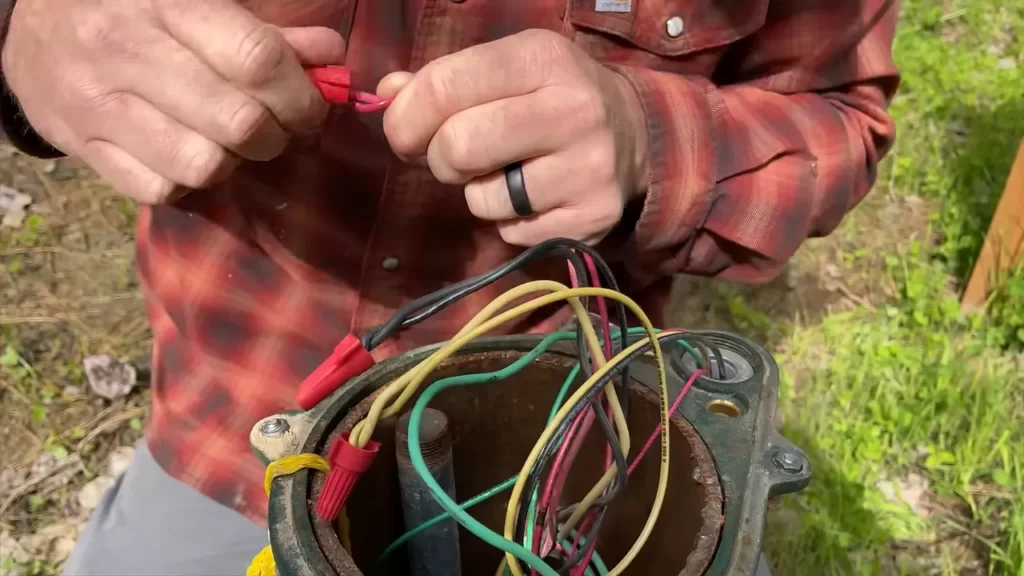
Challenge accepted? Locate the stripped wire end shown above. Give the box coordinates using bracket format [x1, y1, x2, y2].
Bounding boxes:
[306, 66, 393, 113]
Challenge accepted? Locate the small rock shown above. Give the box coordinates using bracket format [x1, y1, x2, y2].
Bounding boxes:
[77, 475, 115, 513]
[83, 355, 137, 400]
[0, 531, 30, 564]
[107, 447, 135, 478]
[996, 57, 1017, 70]
[50, 536, 77, 563]
[1, 209, 26, 229]
[876, 473, 932, 519]
[0, 185, 31, 213]
[0, 468, 26, 498]
[41, 159, 57, 174]
[62, 385, 84, 400]
[30, 452, 62, 478]
[18, 523, 78, 564]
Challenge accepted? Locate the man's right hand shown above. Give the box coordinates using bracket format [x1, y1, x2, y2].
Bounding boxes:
[2, 0, 345, 203]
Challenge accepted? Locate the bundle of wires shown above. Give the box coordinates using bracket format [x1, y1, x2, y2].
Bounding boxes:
[342, 238, 723, 576]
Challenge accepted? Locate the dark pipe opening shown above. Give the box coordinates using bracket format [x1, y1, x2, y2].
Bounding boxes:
[308, 350, 723, 576]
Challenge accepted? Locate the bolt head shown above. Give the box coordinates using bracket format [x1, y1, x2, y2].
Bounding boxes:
[260, 418, 289, 438]
[773, 450, 804, 473]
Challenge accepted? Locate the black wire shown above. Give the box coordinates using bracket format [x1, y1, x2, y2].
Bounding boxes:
[681, 334, 726, 378]
[512, 332, 688, 557]
[361, 239, 630, 366]
[505, 247, 627, 559]
[514, 332, 693, 552]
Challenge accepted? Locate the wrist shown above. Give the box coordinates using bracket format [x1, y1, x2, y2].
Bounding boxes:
[609, 70, 650, 201]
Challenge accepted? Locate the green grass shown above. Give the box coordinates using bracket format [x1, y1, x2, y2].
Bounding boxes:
[765, 1, 1024, 574]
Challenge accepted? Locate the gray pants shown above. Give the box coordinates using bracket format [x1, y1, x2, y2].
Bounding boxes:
[63, 442, 267, 576]
[64, 441, 773, 575]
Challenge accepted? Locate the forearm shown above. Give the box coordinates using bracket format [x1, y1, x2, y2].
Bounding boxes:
[610, 0, 899, 284]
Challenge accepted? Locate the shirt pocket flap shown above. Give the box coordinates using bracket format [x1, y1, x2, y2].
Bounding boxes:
[569, 0, 768, 57]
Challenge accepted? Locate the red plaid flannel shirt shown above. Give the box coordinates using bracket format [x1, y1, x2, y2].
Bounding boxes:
[23, 0, 901, 522]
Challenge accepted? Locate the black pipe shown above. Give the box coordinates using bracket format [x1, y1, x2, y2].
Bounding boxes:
[395, 408, 462, 576]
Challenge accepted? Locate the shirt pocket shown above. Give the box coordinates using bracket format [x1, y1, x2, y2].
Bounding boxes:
[567, 0, 768, 71]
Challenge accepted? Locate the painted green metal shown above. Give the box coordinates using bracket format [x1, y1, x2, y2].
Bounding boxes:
[251, 330, 810, 576]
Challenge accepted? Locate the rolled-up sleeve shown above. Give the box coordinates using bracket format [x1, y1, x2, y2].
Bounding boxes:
[612, 0, 900, 283]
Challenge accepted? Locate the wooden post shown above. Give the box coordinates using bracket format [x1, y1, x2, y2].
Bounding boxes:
[961, 138, 1024, 311]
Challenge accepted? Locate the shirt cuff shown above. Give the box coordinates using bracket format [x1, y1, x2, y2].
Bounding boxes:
[607, 65, 721, 274]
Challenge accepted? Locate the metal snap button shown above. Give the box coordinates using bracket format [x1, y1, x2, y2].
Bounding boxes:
[666, 16, 685, 38]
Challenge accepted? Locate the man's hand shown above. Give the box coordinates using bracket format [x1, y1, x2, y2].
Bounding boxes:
[378, 29, 649, 246]
[2, 0, 345, 203]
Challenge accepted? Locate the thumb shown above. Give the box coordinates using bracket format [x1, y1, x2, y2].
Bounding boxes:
[376, 71, 415, 99]
[279, 27, 347, 66]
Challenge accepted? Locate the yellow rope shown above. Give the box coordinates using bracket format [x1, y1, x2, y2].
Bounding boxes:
[247, 453, 332, 576]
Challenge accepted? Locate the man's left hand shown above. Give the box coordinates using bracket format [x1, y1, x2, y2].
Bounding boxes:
[378, 29, 649, 246]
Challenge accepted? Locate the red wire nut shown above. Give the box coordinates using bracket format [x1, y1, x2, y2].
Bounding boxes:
[306, 66, 393, 113]
[295, 334, 375, 410]
[315, 432, 381, 521]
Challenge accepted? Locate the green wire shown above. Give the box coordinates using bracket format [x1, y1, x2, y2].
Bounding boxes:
[406, 331, 573, 576]
[523, 362, 579, 550]
[377, 332, 578, 567]
[378, 327, 703, 570]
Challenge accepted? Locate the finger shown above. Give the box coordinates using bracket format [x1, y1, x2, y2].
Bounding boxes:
[425, 90, 582, 184]
[120, 31, 288, 161]
[464, 148, 603, 221]
[376, 71, 414, 100]
[78, 140, 177, 204]
[88, 92, 238, 190]
[155, 0, 330, 134]
[279, 27, 347, 65]
[385, 30, 567, 157]
[498, 207, 614, 247]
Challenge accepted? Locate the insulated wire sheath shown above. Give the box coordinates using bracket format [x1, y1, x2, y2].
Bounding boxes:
[349, 281, 615, 451]
[378, 328, 702, 571]
[402, 331, 607, 576]
[348, 283, 633, 574]
[504, 329, 673, 576]
[366, 285, 659, 575]
[376, 331, 576, 567]
[406, 331, 575, 576]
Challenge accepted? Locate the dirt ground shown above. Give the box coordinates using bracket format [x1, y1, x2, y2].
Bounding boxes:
[0, 136, 933, 573]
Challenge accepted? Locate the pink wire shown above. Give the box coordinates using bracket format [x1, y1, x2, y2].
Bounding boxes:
[627, 368, 702, 476]
[570, 368, 704, 575]
[534, 253, 612, 558]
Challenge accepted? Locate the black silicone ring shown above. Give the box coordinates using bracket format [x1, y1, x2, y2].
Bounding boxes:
[504, 161, 533, 217]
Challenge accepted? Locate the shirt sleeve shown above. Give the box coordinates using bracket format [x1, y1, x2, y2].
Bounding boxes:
[611, 0, 900, 284]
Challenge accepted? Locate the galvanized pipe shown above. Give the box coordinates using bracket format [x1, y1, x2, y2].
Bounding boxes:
[395, 408, 462, 576]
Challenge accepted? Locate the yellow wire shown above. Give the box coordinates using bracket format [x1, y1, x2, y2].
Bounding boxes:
[349, 281, 610, 447]
[500, 297, 671, 576]
[340, 283, 667, 576]
[246, 545, 276, 576]
[250, 453, 332, 576]
[263, 453, 329, 495]
[347, 283, 635, 551]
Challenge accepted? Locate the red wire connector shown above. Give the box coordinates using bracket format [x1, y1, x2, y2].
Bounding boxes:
[296, 334, 375, 410]
[315, 431, 381, 521]
[306, 66, 392, 113]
